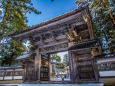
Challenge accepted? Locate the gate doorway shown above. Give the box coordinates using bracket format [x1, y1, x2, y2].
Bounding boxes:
[50, 51, 70, 81]
[11, 7, 100, 82]
[40, 54, 50, 81]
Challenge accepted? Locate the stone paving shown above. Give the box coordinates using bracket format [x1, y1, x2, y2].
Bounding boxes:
[0, 84, 104, 86]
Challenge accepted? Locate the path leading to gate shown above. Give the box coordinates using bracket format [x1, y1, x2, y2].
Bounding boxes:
[0, 84, 103, 86]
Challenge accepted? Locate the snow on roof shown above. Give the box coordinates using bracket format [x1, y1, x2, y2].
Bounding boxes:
[16, 52, 35, 60]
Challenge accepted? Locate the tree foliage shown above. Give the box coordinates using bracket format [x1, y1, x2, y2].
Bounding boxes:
[0, 38, 25, 66]
[50, 54, 61, 63]
[0, 0, 40, 35]
[50, 53, 66, 78]
[0, 0, 39, 66]
[90, 0, 115, 53]
[56, 63, 65, 69]
[79, 0, 115, 53]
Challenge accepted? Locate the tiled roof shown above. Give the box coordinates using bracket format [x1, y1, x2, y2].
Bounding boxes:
[10, 6, 88, 37]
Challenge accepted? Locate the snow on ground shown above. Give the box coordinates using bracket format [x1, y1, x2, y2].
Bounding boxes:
[0, 76, 22, 80]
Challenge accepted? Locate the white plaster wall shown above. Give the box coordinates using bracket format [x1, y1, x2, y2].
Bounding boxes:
[97, 58, 115, 64]
[99, 71, 115, 77]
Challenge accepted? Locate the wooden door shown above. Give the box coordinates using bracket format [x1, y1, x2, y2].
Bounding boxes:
[25, 61, 35, 81]
[75, 48, 96, 81]
[40, 54, 50, 81]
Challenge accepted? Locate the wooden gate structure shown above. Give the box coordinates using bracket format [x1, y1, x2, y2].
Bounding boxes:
[11, 6, 102, 82]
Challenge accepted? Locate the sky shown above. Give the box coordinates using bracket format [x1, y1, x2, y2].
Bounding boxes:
[26, 0, 77, 58]
[57, 51, 68, 62]
[27, 0, 77, 26]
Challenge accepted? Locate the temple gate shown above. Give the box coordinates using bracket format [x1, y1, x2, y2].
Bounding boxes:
[11, 6, 101, 82]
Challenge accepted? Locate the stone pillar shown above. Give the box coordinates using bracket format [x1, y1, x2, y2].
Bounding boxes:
[35, 48, 41, 81]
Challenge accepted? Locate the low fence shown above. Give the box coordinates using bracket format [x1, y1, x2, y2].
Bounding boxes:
[0, 66, 24, 81]
[95, 53, 115, 78]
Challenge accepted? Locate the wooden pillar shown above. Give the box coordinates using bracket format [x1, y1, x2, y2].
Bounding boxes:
[23, 63, 26, 81]
[25, 63, 28, 81]
[68, 51, 73, 81]
[12, 69, 15, 80]
[93, 58, 99, 81]
[48, 54, 51, 81]
[49, 61, 52, 81]
[35, 48, 41, 81]
[3, 69, 6, 80]
[68, 51, 79, 82]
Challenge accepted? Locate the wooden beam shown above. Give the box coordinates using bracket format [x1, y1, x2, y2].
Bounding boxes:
[81, 7, 95, 40]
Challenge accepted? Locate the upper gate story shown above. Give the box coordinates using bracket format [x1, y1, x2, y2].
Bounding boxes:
[11, 6, 94, 54]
